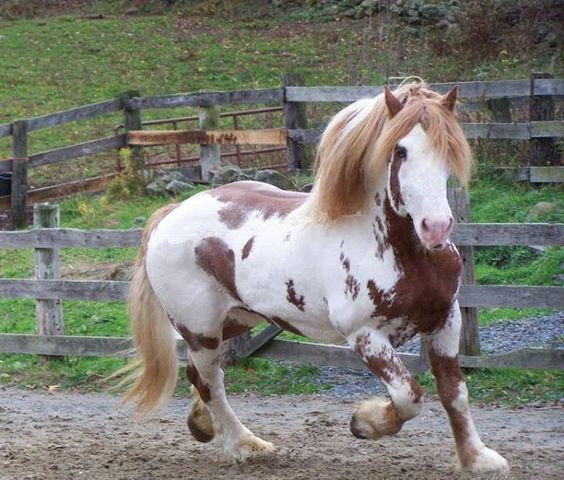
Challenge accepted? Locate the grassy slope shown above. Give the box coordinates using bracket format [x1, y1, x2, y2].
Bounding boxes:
[0, 5, 562, 402]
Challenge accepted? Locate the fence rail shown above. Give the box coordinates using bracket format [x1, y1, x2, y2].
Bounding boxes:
[1, 223, 563, 249]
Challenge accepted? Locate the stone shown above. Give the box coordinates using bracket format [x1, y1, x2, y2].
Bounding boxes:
[529, 202, 555, 219]
[165, 179, 194, 195]
[145, 180, 165, 196]
[211, 165, 250, 187]
[253, 170, 295, 190]
[158, 169, 186, 183]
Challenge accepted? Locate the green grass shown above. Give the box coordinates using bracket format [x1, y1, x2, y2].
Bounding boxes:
[417, 369, 564, 407]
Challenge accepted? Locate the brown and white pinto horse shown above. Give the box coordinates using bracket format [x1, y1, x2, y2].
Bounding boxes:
[121, 82, 509, 473]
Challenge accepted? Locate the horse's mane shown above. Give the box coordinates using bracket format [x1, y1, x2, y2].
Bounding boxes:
[305, 81, 473, 221]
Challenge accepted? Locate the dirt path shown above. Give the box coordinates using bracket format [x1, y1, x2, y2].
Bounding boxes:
[1, 387, 562, 480]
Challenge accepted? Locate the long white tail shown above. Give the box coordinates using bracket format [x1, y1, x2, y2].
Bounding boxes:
[120, 204, 179, 415]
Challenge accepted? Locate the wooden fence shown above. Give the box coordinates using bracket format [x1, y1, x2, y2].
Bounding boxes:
[1, 74, 563, 227]
[0, 203, 562, 372]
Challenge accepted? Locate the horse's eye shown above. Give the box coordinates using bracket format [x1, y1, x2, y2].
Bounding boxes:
[395, 146, 407, 160]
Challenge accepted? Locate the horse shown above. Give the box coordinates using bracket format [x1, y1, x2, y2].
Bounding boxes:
[119, 81, 509, 474]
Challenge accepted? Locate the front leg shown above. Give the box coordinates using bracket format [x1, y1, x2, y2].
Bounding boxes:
[347, 327, 424, 439]
[424, 302, 509, 473]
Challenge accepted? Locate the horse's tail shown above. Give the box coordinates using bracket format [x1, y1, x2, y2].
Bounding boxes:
[118, 203, 179, 416]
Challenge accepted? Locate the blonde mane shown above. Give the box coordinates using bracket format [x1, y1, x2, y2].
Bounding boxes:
[306, 81, 473, 221]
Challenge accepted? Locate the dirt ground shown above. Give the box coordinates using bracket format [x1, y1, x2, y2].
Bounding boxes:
[0, 387, 562, 480]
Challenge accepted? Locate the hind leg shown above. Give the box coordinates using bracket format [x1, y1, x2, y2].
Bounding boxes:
[185, 339, 274, 461]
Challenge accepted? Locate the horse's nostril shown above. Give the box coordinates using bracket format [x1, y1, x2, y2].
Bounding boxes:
[421, 218, 429, 232]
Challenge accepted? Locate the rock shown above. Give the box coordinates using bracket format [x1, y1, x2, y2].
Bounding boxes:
[145, 180, 165, 196]
[132, 216, 146, 228]
[301, 183, 314, 193]
[165, 179, 194, 195]
[124, 7, 138, 16]
[253, 170, 295, 190]
[529, 202, 555, 219]
[158, 169, 186, 183]
[211, 165, 250, 187]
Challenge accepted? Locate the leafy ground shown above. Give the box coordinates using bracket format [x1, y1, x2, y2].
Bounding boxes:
[0, 2, 562, 404]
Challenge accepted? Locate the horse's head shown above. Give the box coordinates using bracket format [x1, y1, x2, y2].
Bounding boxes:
[309, 80, 472, 252]
[382, 86, 462, 251]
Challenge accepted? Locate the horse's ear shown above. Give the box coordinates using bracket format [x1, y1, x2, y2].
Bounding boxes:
[384, 86, 403, 118]
[441, 86, 458, 112]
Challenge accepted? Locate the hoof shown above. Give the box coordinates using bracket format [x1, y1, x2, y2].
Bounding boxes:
[350, 397, 403, 440]
[188, 414, 214, 443]
[459, 447, 509, 474]
[227, 434, 275, 462]
[188, 386, 214, 443]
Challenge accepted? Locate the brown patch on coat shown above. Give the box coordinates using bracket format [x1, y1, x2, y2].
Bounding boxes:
[366, 197, 461, 335]
[427, 348, 479, 468]
[241, 237, 254, 260]
[175, 323, 219, 351]
[285, 279, 305, 311]
[345, 275, 360, 300]
[270, 316, 304, 336]
[374, 192, 381, 206]
[222, 316, 251, 340]
[195, 237, 241, 301]
[186, 362, 211, 403]
[210, 181, 307, 229]
[389, 153, 405, 211]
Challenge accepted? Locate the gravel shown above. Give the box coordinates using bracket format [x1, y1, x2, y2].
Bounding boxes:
[313, 311, 563, 398]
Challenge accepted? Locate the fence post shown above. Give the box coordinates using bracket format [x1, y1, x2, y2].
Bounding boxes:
[530, 72, 557, 167]
[448, 187, 480, 356]
[283, 73, 307, 171]
[199, 105, 220, 182]
[11, 120, 28, 229]
[121, 90, 144, 171]
[34, 203, 63, 359]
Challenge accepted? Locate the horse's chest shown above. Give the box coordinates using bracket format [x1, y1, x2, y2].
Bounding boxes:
[369, 253, 461, 336]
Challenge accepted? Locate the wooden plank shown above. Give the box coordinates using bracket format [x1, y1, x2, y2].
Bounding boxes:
[0, 334, 561, 370]
[0, 279, 128, 301]
[530, 73, 558, 166]
[528, 166, 564, 183]
[451, 223, 564, 246]
[286, 86, 383, 103]
[199, 105, 220, 182]
[33, 204, 63, 339]
[283, 73, 308, 170]
[0, 227, 141, 248]
[458, 285, 564, 308]
[121, 91, 143, 171]
[29, 135, 126, 168]
[0, 123, 12, 139]
[133, 88, 284, 109]
[459, 347, 564, 370]
[11, 120, 28, 228]
[287, 128, 321, 144]
[530, 121, 564, 138]
[533, 78, 564, 96]
[26, 99, 122, 132]
[241, 325, 283, 357]
[127, 129, 287, 146]
[462, 123, 530, 139]
[448, 188, 479, 356]
[0, 174, 118, 210]
[0, 223, 561, 249]
[285, 80, 531, 103]
[255, 339, 424, 373]
[0, 333, 135, 357]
